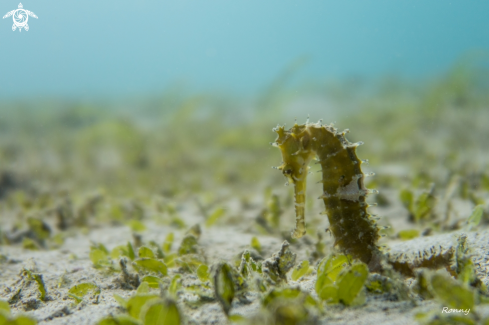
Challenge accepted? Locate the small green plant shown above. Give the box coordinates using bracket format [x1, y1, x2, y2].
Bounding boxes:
[111, 242, 136, 261]
[140, 298, 182, 325]
[213, 263, 235, 316]
[400, 185, 437, 223]
[126, 294, 160, 319]
[415, 268, 480, 325]
[197, 264, 210, 282]
[0, 309, 37, 325]
[177, 235, 199, 256]
[466, 204, 484, 231]
[162, 233, 174, 253]
[138, 246, 155, 259]
[68, 282, 101, 304]
[133, 258, 168, 276]
[90, 243, 113, 269]
[398, 229, 419, 240]
[291, 260, 312, 281]
[238, 250, 262, 282]
[261, 241, 296, 285]
[315, 254, 368, 306]
[431, 272, 474, 310]
[205, 207, 226, 227]
[250, 237, 262, 254]
[168, 274, 182, 298]
[140, 276, 162, 289]
[98, 315, 139, 325]
[126, 220, 147, 232]
[251, 287, 320, 324]
[21, 269, 47, 301]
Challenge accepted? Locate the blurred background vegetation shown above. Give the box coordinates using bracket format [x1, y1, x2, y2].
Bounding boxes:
[0, 56, 488, 235]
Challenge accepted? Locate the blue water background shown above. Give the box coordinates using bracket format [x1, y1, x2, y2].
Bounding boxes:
[0, 0, 488, 99]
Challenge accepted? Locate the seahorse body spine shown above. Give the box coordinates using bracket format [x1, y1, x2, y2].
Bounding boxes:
[273, 121, 380, 265]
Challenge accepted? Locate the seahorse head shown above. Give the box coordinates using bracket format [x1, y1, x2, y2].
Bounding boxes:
[273, 124, 314, 184]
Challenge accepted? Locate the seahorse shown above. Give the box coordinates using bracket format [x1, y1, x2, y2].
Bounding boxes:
[271, 120, 381, 267]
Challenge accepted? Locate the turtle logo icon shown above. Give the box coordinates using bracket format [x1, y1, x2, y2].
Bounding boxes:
[3, 3, 37, 32]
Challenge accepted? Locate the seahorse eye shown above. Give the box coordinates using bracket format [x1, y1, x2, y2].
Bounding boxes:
[284, 169, 292, 175]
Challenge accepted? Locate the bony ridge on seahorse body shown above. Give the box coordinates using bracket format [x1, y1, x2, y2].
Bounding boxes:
[271, 119, 381, 268]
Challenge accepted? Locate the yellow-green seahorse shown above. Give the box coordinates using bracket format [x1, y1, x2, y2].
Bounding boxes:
[272, 120, 381, 267]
